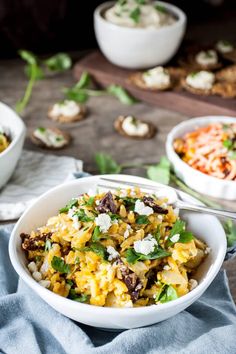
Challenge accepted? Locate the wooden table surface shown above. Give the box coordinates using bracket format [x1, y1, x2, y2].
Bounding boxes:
[0, 55, 236, 301]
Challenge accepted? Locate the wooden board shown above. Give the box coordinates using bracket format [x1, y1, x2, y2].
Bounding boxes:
[74, 51, 236, 117]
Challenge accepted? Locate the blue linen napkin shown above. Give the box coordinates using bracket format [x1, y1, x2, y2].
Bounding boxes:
[1, 224, 236, 354]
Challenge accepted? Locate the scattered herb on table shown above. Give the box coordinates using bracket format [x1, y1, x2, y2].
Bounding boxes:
[223, 220, 236, 247]
[16, 50, 72, 114]
[64, 71, 137, 106]
[95, 152, 122, 174]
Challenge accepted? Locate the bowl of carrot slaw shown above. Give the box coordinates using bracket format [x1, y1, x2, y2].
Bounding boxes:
[166, 116, 236, 200]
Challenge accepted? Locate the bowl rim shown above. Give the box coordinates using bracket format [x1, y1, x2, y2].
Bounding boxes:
[9, 174, 226, 316]
[94, 0, 187, 33]
[0, 101, 26, 159]
[166, 116, 236, 187]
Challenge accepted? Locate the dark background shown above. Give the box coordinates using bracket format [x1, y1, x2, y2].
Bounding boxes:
[0, 0, 236, 58]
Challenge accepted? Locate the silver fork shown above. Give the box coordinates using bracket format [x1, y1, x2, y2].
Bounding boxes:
[98, 177, 236, 220]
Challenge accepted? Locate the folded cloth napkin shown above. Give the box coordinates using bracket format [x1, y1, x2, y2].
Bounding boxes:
[0, 225, 236, 354]
[0, 150, 83, 221]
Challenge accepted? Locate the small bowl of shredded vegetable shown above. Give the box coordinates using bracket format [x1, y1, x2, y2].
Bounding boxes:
[9, 175, 226, 329]
[166, 116, 236, 200]
[0, 101, 26, 188]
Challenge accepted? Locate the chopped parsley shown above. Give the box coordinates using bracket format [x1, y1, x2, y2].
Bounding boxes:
[83, 196, 95, 206]
[81, 242, 108, 260]
[126, 247, 170, 264]
[168, 220, 194, 245]
[155, 284, 178, 303]
[136, 215, 150, 224]
[155, 4, 167, 13]
[59, 198, 78, 213]
[51, 256, 71, 274]
[223, 139, 234, 150]
[37, 127, 46, 133]
[73, 209, 94, 222]
[69, 289, 88, 303]
[129, 6, 141, 23]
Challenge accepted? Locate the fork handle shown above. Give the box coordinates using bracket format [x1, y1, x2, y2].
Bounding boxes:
[176, 200, 236, 220]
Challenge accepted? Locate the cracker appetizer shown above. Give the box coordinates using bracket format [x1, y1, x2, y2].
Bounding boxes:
[212, 82, 236, 98]
[129, 66, 172, 91]
[48, 100, 86, 123]
[179, 49, 222, 71]
[114, 115, 156, 139]
[215, 40, 236, 63]
[31, 127, 71, 149]
[181, 71, 215, 96]
[216, 64, 236, 83]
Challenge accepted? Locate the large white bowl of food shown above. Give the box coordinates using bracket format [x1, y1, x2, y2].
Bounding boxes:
[166, 116, 236, 200]
[9, 174, 226, 329]
[94, 0, 186, 69]
[0, 102, 26, 189]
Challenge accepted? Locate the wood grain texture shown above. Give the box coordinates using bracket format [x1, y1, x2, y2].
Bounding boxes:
[74, 51, 236, 117]
[0, 57, 236, 302]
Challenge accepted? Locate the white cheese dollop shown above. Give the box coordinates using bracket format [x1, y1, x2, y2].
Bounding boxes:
[95, 214, 112, 233]
[105, 0, 176, 29]
[195, 50, 218, 66]
[34, 128, 66, 148]
[122, 116, 149, 137]
[186, 71, 215, 90]
[50, 100, 80, 118]
[107, 246, 119, 261]
[170, 233, 180, 243]
[134, 234, 157, 255]
[143, 66, 170, 89]
[216, 40, 234, 54]
[134, 199, 153, 216]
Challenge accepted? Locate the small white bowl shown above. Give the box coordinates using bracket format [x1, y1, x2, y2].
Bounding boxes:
[0, 102, 26, 189]
[166, 116, 236, 200]
[9, 174, 226, 330]
[94, 1, 187, 69]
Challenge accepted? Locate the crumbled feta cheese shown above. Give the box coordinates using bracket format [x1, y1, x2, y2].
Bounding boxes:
[143, 66, 170, 89]
[28, 261, 37, 273]
[189, 278, 198, 291]
[170, 233, 180, 243]
[50, 100, 80, 118]
[134, 199, 153, 216]
[195, 50, 218, 66]
[107, 246, 119, 261]
[133, 234, 157, 255]
[95, 200, 100, 206]
[216, 40, 234, 53]
[95, 214, 112, 233]
[72, 220, 81, 230]
[124, 224, 132, 238]
[39, 280, 51, 288]
[157, 215, 163, 221]
[205, 247, 211, 255]
[122, 116, 149, 137]
[119, 189, 127, 198]
[163, 265, 171, 270]
[186, 71, 215, 90]
[68, 206, 77, 219]
[32, 271, 42, 282]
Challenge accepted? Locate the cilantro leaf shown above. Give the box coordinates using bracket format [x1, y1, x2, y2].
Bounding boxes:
[106, 84, 137, 105]
[95, 152, 122, 174]
[59, 198, 78, 213]
[168, 220, 194, 244]
[81, 242, 108, 260]
[69, 289, 88, 303]
[129, 6, 141, 23]
[147, 157, 171, 185]
[64, 88, 89, 103]
[73, 209, 94, 222]
[74, 71, 91, 89]
[155, 284, 178, 303]
[155, 4, 167, 13]
[126, 247, 170, 264]
[51, 256, 71, 273]
[85, 196, 95, 206]
[92, 226, 101, 242]
[223, 139, 233, 150]
[224, 220, 236, 247]
[136, 215, 150, 224]
[44, 53, 72, 72]
[119, 196, 138, 211]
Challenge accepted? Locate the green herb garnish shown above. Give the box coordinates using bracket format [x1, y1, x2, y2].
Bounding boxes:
[129, 6, 141, 23]
[37, 127, 46, 133]
[51, 256, 71, 273]
[147, 157, 171, 185]
[168, 220, 194, 245]
[73, 209, 94, 222]
[126, 247, 170, 264]
[136, 215, 150, 224]
[66, 279, 74, 286]
[223, 139, 233, 150]
[44, 53, 72, 72]
[69, 289, 88, 302]
[92, 226, 101, 242]
[106, 84, 137, 105]
[224, 220, 236, 247]
[81, 242, 108, 260]
[59, 198, 78, 213]
[95, 152, 122, 174]
[155, 284, 178, 303]
[155, 4, 167, 13]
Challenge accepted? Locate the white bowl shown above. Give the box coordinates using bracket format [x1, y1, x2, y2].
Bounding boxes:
[0, 102, 26, 189]
[94, 1, 187, 69]
[166, 116, 236, 200]
[9, 174, 226, 329]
